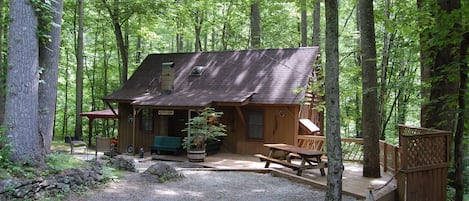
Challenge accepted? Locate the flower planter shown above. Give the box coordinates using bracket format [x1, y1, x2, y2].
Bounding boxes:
[187, 150, 206, 162]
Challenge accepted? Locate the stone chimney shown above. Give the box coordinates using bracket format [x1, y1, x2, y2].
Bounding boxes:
[161, 62, 174, 95]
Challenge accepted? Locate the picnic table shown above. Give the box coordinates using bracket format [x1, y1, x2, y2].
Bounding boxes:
[254, 143, 327, 176]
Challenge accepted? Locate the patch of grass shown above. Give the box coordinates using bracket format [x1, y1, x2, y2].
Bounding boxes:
[45, 152, 88, 174]
[51, 141, 72, 153]
[101, 165, 122, 182]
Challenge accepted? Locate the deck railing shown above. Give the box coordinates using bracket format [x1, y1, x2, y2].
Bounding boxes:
[296, 135, 400, 173]
[297, 125, 450, 200]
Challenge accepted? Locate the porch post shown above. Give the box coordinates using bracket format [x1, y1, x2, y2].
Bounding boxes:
[132, 108, 137, 154]
[88, 117, 94, 145]
[187, 109, 192, 147]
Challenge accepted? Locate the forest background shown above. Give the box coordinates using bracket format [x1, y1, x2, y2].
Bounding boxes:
[0, 0, 467, 200]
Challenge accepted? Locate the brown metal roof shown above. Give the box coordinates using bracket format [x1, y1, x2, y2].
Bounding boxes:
[80, 109, 118, 119]
[103, 47, 319, 107]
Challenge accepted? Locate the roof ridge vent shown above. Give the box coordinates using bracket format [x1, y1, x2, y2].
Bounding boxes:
[190, 65, 206, 77]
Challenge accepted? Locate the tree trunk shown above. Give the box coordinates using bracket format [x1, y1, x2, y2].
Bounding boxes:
[194, 9, 203, 52]
[62, 50, 70, 139]
[101, 0, 129, 85]
[325, 0, 343, 200]
[424, 3, 460, 131]
[75, 0, 84, 139]
[453, 33, 467, 201]
[418, 0, 432, 126]
[5, 0, 44, 166]
[38, 0, 63, 154]
[176, 20, 184, 53]
[300, 0, 307, 47]
[250, 1, 260, 49]
[312, 0, 320, 47]
[0, 0, 4, 125]
[378, 0, 393, 140]
[359, 0, 380, 178]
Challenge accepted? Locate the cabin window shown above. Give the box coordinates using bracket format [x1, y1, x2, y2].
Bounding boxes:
[140, 109, 153, 132]
[247, 111, 264, 139]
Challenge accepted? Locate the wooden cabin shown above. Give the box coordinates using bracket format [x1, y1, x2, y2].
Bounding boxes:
[102, 47, 323, 155]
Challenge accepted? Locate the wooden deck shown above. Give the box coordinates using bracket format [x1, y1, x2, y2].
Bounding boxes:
[152, 152, 397, 200]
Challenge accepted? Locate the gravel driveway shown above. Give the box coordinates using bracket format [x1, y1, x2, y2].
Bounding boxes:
[66, 161, 358, 201]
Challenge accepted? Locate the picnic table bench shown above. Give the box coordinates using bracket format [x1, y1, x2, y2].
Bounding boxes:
[254, 143, 327, 176]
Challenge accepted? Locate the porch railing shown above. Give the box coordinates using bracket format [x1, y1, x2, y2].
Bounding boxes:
[296, 134, 400, 173]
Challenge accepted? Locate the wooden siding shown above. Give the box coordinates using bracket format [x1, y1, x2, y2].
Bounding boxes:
[231, 105, 299, 155]
[117, 104, 305, 155]
[117, 103, 132, 154]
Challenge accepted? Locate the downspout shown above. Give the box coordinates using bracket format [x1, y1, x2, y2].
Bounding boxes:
[132, 108, 137, 154]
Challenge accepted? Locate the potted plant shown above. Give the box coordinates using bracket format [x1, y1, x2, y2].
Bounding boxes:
[181, 107, 227, 162]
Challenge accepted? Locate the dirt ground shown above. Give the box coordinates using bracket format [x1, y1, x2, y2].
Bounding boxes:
[65, 160, 359, 201]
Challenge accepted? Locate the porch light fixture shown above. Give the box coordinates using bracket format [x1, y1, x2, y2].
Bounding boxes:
[128, 114, 133, 122]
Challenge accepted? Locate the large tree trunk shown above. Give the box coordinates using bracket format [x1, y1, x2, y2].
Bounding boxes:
[38, 0, 63, 154]
[0, 0, 4, 125]
[75, 0, 84, 139]
[453, 32, 467, 201]
[250, 1, 260, 49]
[359, 0, 380, 178]
[420, 0, 460, 131]
[300, 0, 307, 47]
[5, 0, 44, 166]
[324, 0, 343, 200]
[422, 1, 460, 131]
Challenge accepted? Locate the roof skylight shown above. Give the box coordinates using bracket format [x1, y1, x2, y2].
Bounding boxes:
[190, 66, 206, 76]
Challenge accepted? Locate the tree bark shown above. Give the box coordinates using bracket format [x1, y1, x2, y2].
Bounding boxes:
[102, 0, 129, 85]
[300, 0, 307, 47]
[0, 0, 4, 125]
[325, 0, 343, 200]
[176, 21, 184, 53]
[194, 9, 203, 52]
[359, 0, 380, 178]
[423, 0, 460, 131]
[250, 1, 260, 49]
[312, 0, 320, 47]
[75, 0, 84, 139]
[5, 0, 44, 166]
[62, 50, 70, 139]
[38, 0, 63, 154]
[453, 33, 467, 201]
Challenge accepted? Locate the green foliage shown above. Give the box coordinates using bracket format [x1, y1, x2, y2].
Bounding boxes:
[100, 165, 122, 183]
[45, 152, 87, 174]
[0, 126, 12, 168]
[181, 108, 227, 150]
[30, 0, 55, 45]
